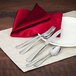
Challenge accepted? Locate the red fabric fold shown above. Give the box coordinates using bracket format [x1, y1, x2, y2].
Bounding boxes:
[10, 4, 62, 37]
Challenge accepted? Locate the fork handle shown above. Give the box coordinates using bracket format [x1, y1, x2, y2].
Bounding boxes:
[16, 36, 39, 49]
[19, 37, 41, 54]
[26, 44, 47, 62]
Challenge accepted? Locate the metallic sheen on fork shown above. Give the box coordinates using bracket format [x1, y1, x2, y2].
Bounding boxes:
[16, 26, 55, 49]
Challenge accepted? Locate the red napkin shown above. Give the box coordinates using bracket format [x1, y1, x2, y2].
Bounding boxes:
[10, 4, 62, 37]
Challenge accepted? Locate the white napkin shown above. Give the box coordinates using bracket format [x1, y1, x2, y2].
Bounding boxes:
[0, 11, 76, 72]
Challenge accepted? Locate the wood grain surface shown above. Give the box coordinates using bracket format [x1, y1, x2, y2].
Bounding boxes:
[0, 0, 76, 76]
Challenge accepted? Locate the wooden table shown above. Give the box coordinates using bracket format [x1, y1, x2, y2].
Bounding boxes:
[0, 0, 76, 76]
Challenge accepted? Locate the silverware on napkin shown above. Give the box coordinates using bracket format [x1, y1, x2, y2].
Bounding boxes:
[26, 30, 61, 62]
[26, 46, 61, 67]
[18, 26, 56, 54]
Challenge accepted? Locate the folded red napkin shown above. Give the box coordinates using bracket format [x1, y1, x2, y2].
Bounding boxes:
[10, 4, 62, 37]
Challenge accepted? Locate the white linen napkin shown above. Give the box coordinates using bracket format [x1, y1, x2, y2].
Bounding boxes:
[0, 11, 76, 72]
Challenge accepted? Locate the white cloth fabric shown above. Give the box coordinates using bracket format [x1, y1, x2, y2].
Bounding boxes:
[0, 11, 76, 72]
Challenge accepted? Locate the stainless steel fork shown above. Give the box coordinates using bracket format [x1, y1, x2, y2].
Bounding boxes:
[16, 26, 55, 49]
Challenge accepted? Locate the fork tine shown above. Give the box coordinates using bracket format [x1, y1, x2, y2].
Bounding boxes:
[42, 26, 56, 38]
[45, 26, 55, 34]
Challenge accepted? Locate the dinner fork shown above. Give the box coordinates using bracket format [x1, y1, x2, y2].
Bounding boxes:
[16, 26, 55, 49]
[16, 26, 55, 48]
[19, 26, 56, 54]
